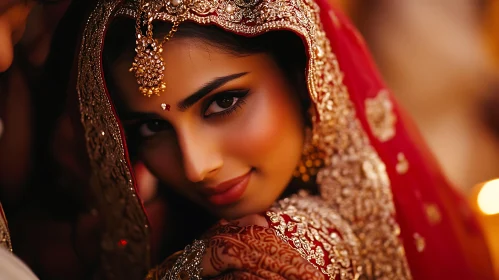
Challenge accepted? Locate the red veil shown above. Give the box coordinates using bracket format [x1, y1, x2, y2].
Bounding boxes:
[63, 0, 497, 278]
[324, 5, 494, 280]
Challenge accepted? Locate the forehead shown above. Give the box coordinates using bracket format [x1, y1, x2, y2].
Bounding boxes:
[163, 38, 241, 80]
[112, 37, 273, 106]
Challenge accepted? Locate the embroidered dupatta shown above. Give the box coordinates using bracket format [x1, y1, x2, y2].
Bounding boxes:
[74, 0, 494, 279]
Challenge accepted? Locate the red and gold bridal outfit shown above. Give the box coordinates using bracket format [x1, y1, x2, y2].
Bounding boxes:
[71, 0, 495, 279]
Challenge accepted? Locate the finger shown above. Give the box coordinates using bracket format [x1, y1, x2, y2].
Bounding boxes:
[201, 225, 288, 274]
[201, 223, 248, 239]
[202, 241, 320, 280]
[254, 235, 325, 280]
[238, 237, 324, 280]
[211, 270, 287, 280]
[226, 214, 270, 228]
[200, 229, 323, 280]
[211, 271, 266, 280]
[234, 227, 324, 280]
[204, 219, 270, 240]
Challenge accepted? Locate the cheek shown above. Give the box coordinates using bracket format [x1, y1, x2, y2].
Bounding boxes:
[229, 83, 304, 176]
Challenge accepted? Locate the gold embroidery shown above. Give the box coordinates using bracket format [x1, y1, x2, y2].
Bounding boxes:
[0, 203, 12, 252]
[267, 191, 362, 280]
[145, 251, 183, 279]
[396, 153, 409, 174]
[77, 1, 151, 278]
[365, 89, 397, 142]
[413, 233, 426, 253]
[78, 0, 411, 278]
[424, 203, 442, 225]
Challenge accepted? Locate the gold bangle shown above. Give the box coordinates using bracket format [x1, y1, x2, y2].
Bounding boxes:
[144, 251, 183, 280]
[162, 239, 206, 280]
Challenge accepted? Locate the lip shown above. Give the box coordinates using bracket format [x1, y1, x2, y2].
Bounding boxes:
[203, 170, 252, 206]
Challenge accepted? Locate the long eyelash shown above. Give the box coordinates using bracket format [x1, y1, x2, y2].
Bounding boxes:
[123, 119, 164, 142]
[204, 90, 250, 119]
[212, 98, 247, 119]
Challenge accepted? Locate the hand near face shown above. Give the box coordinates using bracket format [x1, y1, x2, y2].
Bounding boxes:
[218, 213, 270, 228]
[149, 220, 324, 280]
[199, 224, 324, 280]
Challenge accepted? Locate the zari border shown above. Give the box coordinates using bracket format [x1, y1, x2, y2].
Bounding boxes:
[76, 0, 150, 278]
[0, 203, 12, 252]
[78, 0, 412, 278]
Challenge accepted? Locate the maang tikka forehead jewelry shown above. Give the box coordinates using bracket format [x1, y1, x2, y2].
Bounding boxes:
[129, 0, 188, 98]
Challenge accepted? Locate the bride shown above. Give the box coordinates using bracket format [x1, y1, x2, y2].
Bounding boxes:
[73, 0, 495, 278]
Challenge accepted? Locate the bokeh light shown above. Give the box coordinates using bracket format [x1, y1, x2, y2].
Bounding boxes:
[478, 179, 499, 215]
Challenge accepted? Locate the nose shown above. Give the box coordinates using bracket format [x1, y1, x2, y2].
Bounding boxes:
[177, 130, 223, 183]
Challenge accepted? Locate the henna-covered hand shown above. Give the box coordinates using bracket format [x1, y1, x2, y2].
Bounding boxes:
[146, 214, 325, 280]
[200, 224, 324, 280]
[212, 271, 266, 280]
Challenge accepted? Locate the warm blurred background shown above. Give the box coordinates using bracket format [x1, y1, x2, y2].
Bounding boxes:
[2, 0, 498, 278]
[333, 0, 499, 278]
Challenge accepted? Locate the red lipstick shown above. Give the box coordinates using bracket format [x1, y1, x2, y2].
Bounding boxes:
[203, 170, 252, 206]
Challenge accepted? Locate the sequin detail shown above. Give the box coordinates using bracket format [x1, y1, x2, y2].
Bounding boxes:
[0, 203, 12, 252]
[267, 191, 361, 279]
[413, 233, 426, 253]
[77, 1, 150, 278]
[78, 0, 411, 278]
[424, 203, 442, 225]
[365, 89, 396, 142]
[396, 153, 409, 174]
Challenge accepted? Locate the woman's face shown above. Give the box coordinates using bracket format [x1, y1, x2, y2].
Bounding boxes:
[111, 37, 305, 219]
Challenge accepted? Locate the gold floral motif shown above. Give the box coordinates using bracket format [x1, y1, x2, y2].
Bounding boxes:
[0, 203, 12, 252]
[267, 191, 362, 279]
[424, 203, 442, 225]
[77, 1, 151, 278]
[413, 233, 426, 253]
[396, 153, 409, 174]
[78, 0, 411, 278]
[365, 89, 397, 142]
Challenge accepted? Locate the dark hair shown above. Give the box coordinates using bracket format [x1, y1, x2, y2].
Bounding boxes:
[103, 20, 313, 256]
[104, 18, 310, 157]
[104, 18, 309, 101]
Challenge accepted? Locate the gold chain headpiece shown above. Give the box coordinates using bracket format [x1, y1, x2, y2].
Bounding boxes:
[129, 0, 188, 97]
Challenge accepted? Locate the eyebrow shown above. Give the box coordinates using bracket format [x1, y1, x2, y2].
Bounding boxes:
[119, 72, 249, 120]
[177, 72, 248, 111]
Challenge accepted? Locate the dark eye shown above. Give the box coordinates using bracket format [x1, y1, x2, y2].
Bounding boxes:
[204, 90, 249, 117]
[217, 96, 237, 108]
[138, 120, 170, 137]
[205, 96, 238, 115]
